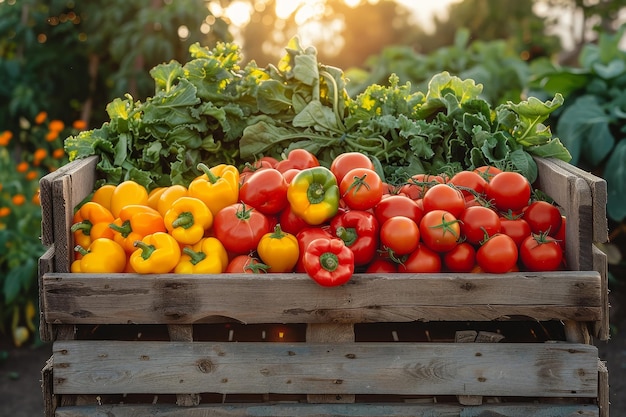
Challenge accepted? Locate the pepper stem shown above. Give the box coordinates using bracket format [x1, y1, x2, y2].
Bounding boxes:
[109, 220, 132, 238]
[133, 240, 156, 260]
[172, 212, 194, 229]
[70, 220, 92, 235]
[335, 226, 357, 247]
[182, 247, 206, 265]
[307, 182, 326, 204]
[197, 163, 220, 184]
[74, 245, 89, 257]
[319, 252, 339, 272]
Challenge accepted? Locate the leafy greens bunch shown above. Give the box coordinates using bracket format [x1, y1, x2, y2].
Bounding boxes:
[65, 37, 570, 190]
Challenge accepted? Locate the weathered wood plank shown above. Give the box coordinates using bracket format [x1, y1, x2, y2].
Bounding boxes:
[545, 158, 608, 244]
[52, 340, 598, 398]
[38, 246, 55, 342]
[306, 323, 356, 404]
[534, 157, 593, 271]
[592, 245, 610, 341]
[42, 272, 602, 325]
[39, 156, 98, 248]
[53, 403, 600, 417]
[51, 156, 99, 273]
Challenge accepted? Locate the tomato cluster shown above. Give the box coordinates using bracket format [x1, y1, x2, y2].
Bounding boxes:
[73, 149, 566, 287]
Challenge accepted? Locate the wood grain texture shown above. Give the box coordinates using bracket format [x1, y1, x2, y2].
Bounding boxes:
[53, 403, 600, 417]
[41, 271, 602, 325]
[52, 340, 599, 397]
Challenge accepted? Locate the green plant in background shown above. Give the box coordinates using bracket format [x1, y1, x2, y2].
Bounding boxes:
[529, 26, 626, 223]
[345, 29, 532, 106]
[0, 113, 82, 347]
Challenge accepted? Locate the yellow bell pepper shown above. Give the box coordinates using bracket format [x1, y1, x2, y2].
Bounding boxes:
[147, 187, 168, 211]
[110, 180, 149, 218]
[174, 237, 228, 274]
[130, 232, 181, 274]
[156, 184, 188, 217]
[188, 163, 239, 216]
[164, 196, 213, 245]
[109, 204, 167, 253]
[256, 224, 300, 272]
[71, 201, 115, 250]
[71, 238, 127, 273]
[91, 184, 116, 212]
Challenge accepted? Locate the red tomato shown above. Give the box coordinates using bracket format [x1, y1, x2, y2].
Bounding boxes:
[365, 257, 399, 273]
[275, 149, 319, 173]
[554, 215, 566, 251]
[473, 165, 503, 182]
[278, 204, 309, 235]
[459, 206, 501, 245]
[226, 254, 269, 273]
[399, 244, 442, 273]
[422, 184, 465, 217]
[239, 168, 288, 215]
[485, 171, 531, 212]
[373, 194, 423, 225]
[519, 233, 563, 272]
[380, 216, 420, 255]
[443, 242, 476, 272]
[448, 170, 488, 197]
[330, 152, 375, 184]
[523, 200, 563, 235]
[398, 173, 445, 200]
[476, 234, 518, 273]
[339, 167, 383, 211]
[213, 203, 271, 255]
[419, 209, 461, 253]
[499, 216, 531, 247]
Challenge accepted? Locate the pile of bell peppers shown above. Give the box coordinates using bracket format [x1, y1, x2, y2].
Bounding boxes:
[70, 149, 566, 287]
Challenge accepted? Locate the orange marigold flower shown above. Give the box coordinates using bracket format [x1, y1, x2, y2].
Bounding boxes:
[26, 171, 39, 181]
[35, 111, 48, 125]
[17, 161, 29, 173]
[49, 120, 65, 132]
[52, 148, 65, 159]
[12, 194, 26, 206]
[45, 130, 59, 142]
[0, 207, 10, 217]
[34, 148, 47, 161]
[0, 130, 12, 146]
[32, 189, 41, 205]
[72, 120, 87, 130]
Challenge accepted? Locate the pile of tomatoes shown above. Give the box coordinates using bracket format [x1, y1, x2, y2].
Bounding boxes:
[73, 149, 566, 287]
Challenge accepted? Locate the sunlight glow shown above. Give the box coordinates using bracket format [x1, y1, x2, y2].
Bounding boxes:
[225, 1, 253, 27]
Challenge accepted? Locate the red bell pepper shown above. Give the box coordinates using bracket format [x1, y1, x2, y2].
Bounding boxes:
[329, 210, 379, 267]
[295, 226, 333, 273]
[303, 237, 354, 287]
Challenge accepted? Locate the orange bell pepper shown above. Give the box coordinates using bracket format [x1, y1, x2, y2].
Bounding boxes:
[71, 201, 115, 250]
[109, 204, 167, 253]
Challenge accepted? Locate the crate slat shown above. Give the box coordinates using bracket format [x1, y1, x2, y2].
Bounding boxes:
[42, 271, 602, 325]
[52, 340, 598, 398]
[53, 403, 600, 417]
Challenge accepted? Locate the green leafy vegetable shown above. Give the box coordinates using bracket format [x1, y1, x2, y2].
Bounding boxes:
[66, 37, 570, 190]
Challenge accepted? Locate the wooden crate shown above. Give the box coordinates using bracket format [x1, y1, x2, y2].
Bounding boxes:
[38, 155, 610, 417]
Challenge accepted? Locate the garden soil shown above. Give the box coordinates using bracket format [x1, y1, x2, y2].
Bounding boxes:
[1, 286, 625, 417]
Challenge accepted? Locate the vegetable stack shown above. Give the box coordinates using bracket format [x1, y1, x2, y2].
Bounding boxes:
[71, 149, 567, 287]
